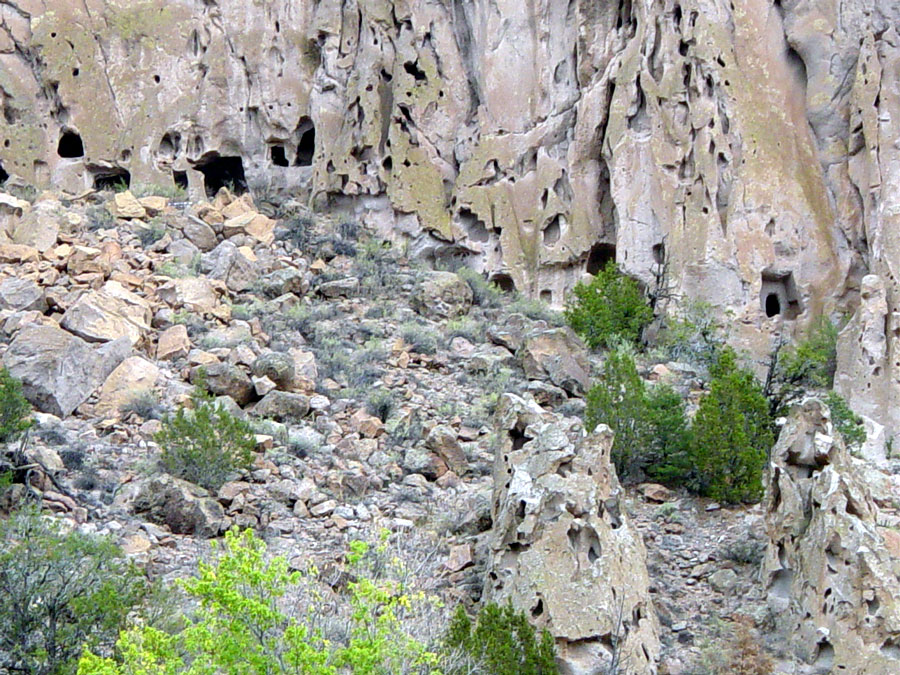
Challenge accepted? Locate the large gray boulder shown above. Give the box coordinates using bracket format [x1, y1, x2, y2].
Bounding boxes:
[518, 327, 591, 397]
[3, 324, 130, 417]
[132, 474, 224, 539]
[486, 394, 660, 674]
[411, 271, 473, 319]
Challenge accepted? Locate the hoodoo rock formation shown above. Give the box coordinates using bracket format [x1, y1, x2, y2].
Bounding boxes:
[763, 398, 900, 674]
[486, 394, 660, 674]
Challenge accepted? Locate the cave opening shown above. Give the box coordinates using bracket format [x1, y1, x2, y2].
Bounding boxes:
[193, 155, 247, 198]
[92, 167, 131, 191]
[760, 270, 802, 319]
[270, 145, 289, 167]
[586, 243, 617, 275]
[0, 161, 8, 184]
[490, 273, 516, 294]
[295, 118, 315, 166]
[173, 170, 188, 191]
[57, 130, 84, 158]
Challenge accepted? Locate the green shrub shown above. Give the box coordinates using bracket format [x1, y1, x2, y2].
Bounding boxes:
[691, 348, 773, 503]
[778, 316, 838, 389]
[654, 300, 726, 368]
[154, 386, 255, 491]
[135, 217, 167, 247]
[79, 529, 445, 675]
[446, 602, 558, 675]
[585, 349, 691, 483]
[564, 261, 653, 350]
[0, 367, 33, 443]
[767, 316, 839, 416]
[456, 268, 506, 309]
[1, 505, 146, 675]
[824, 391, 866, 451]
[401, 322, 438, 355]
[366, 389, 395, 423]
[118, 390, 164, 420]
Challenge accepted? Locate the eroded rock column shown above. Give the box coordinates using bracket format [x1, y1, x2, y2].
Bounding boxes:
[485, 394, 660, 675]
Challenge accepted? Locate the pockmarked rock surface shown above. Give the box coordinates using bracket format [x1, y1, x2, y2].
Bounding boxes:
[486, 394, 660, 674]
[5, 0, 900, 444]
[763, 398, 900, 675]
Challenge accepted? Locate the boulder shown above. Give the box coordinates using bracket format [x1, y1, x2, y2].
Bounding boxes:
[203, 240, 258, 292]
[191, 362, 254, 406]
[106, 191, 146, 219]
[0, 277, 46, 312]
[317, 277, 359, 298]
[95, 356, 159, 418]
[132, 475, 224, 538]
[762, 398, 900, 674]
[256, 267, 308, 298]
[11, 199, 59, 252]
[426, 424, 468, 475]
[519, 328, 591, 396]
[156, 277, 221, 314]
[486, 394, 660, 674]
[182, 218, 218, 251]
[3, 325, 130, 417]
[251, 352, 295, 390]
[156, 324, 191, 360]
[222, 211, 275, 244]
[410, 271, 473, 319]
[253, 391, 309, 422]
[60, 280, 152, 344]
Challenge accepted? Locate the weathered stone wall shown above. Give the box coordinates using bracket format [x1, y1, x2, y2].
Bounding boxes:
[3, 0, 900, 442]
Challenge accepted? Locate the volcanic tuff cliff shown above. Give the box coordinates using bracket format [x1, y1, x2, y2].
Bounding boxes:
[1, 1, 900, 442]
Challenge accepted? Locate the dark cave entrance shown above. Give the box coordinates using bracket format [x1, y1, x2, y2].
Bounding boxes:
[295, 119, 315, 166]
[92, 167, 131, 191]
[586, 243, 617, 275]
[270, 145, 289, 167]
[490, 273, 516, 294]
[760, 270, 802, 319]
[194, 155, 247, 198]
[0, 161, 8, 184]
[57, 130, 85, 158]
[172, 170, 188, 191]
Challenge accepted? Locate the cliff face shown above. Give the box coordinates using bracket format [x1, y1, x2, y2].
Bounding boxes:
[2, 0, 900, 441]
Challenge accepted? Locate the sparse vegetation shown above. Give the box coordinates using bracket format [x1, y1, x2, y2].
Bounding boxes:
[0, 367, 33, 444]
[565, 260, 653, 350]
[119, 390, 164, 421]
[824, 391, 867, 451]
[456, 267, 506, 309]
[401, 322, 439, 355]
[135, 217, 167, 247]
[154, 382, 255, 491]
[0, 505, 147, 675]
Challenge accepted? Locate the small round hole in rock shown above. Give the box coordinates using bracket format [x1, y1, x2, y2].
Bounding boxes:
[57, 130, 84, 158]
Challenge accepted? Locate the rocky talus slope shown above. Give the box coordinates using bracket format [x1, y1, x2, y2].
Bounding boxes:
[3, 188, 900, 673]
[1, 1, 900, 453]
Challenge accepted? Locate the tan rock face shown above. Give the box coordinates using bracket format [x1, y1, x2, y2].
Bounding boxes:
[60, 280, 152, 345]
[763, 399, 900, 674]
[486, 394, 659, 674]
[3, 2, 900, 441]
[96, 356, 159, 418]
